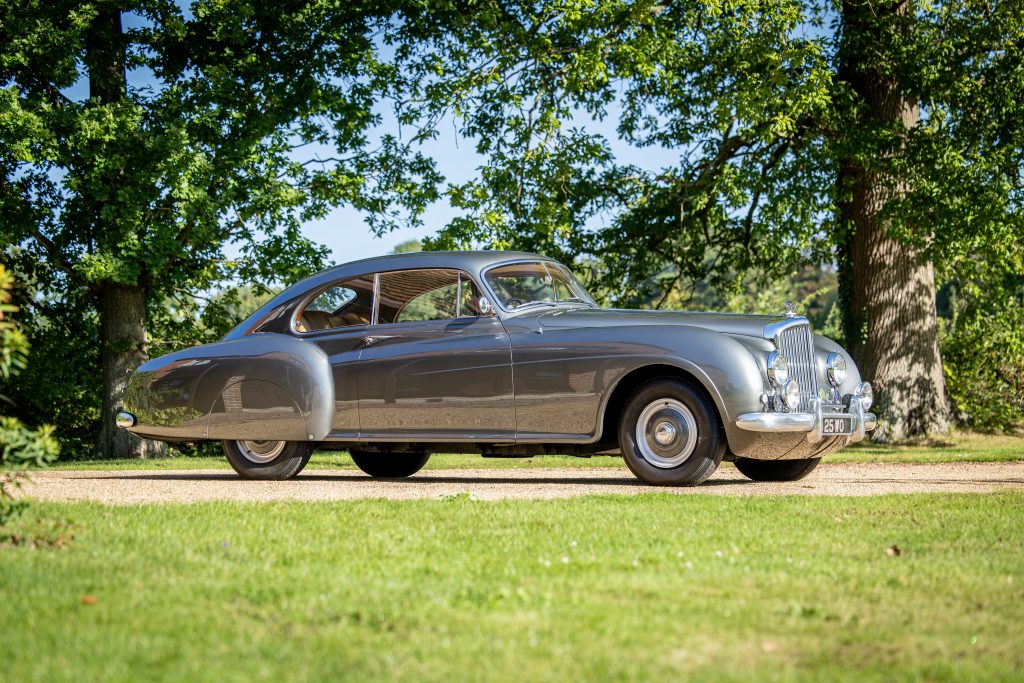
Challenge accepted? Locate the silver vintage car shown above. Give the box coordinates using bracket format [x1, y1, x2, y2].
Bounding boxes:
[117, 251, 875, 485]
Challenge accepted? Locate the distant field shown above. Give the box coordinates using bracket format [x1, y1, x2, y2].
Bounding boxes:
[2, 493, 1021, 682]
[51, 431, 1023, 471]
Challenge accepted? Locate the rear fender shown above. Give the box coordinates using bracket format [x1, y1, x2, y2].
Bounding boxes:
[123, 334, 333, 442]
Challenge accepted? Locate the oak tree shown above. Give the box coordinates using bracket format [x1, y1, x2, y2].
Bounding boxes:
[0, 1, 441, 456]
[397, 0, 1023, 440]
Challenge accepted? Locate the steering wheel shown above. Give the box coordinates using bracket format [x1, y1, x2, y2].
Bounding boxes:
[505, 298, 524, 309]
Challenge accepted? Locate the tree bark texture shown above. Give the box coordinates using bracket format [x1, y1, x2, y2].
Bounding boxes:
[87, 8, 165, 457]
[837, 0, 949, 441]
[95, 284, 165, 458]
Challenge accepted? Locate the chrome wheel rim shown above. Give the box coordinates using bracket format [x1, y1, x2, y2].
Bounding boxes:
[237, 440, 286, 464]
[634, 398, 698, 469]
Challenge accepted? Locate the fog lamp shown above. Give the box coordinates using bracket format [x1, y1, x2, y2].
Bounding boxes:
[782, 379, 801, 412]
[855, 382, 873, 411]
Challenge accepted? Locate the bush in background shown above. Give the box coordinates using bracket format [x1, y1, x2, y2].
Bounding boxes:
[941, 290, 1024, 431]
[0, 265, 59, 521]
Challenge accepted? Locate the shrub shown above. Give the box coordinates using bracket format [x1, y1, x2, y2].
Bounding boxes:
[0, 265, 59, 522]
[941, 295, 1024, 431]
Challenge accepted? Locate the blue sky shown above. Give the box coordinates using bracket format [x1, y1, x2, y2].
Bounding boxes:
[304, 113, 680, 263]
[303, 119, 487, 263]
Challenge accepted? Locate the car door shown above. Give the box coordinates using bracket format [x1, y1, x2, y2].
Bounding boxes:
[357, 268, 515, 439]
[293, 274, 375, 437]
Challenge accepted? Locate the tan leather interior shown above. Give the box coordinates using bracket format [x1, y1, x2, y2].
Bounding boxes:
[298, 309, 368, 332]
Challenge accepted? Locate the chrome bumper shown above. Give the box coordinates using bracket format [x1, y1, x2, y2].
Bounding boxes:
[735, 397, 876, 443]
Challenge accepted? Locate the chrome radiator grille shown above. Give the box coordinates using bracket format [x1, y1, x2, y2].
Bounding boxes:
[776, 324, 818, 412]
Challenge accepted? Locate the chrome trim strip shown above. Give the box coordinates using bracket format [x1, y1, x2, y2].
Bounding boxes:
[370, 272, 380, 326]
[805, 396, 824, 442]
[849, 396, 873, 443]
[456, 272, 464, 318]
[737, 396, 877, 438]
[763, 316, 811, 341]
[734, 412, 815, 433]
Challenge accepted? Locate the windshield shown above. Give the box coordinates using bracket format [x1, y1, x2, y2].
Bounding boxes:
[483, 261, 596, 311]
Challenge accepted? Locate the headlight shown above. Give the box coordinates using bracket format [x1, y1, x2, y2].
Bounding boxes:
[855, 382, 873, 410]
[782, 379, 801, 411]
[826, 352, 847, 386]
[767, 351, 789, 386]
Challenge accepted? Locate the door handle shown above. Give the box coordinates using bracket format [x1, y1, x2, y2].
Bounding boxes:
[362, 335, 398, 347]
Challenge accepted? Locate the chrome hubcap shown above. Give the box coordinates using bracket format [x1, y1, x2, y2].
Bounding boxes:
[237, 440, 286, 464]
[654, 421, 677, 445]
[635, 399, 698, 469]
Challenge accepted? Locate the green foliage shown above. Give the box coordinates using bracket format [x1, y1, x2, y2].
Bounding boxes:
[391, 239, 423, 254]
[0, 265, 59, 520]
[0, 1, 446, 453]
[941, 285, 1024, 431]
[0, 269, 28, 379]
[0, 418, 59, 521]
[395, 0, 1022, 306]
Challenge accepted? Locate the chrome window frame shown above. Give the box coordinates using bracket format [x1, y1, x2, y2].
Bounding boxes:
[290, 261, 572, 335]
[366, 268, 491, 329]
[289, 278, 375, 337]
[479, 258, 597, 316]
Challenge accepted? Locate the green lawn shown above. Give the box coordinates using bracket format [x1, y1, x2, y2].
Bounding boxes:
[51, 431, 1024, 470]
[2, 493, 1022, 682]
[833, 431, 1024, 463]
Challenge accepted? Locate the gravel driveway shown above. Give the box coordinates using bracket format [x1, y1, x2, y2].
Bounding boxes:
[21, 461, 1024, 503]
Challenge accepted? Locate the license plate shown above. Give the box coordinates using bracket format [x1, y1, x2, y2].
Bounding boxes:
[822, 417, 853, 435]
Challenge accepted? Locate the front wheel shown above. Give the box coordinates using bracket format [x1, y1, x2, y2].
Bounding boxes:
[733, 457, 821, 482]
[349, 450, 430, 478]
[618, 379, 724, 486]
[222, 440, 313, 480]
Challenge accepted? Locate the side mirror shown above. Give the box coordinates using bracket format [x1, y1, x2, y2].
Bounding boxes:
[478, 296, 494, 316]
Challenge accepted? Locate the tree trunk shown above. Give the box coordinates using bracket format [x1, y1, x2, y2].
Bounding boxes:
[837, 0, 949, 441]
[96, 284, 165, 458]
[87, 8, 166, 458]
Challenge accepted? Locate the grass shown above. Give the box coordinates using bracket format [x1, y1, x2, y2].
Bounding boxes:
[2, 493, 1022, 682]
[832, 431, 1024, 463]
[50, 431, 1023, 470]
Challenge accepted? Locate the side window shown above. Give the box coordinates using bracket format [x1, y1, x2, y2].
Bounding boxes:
[308, 287, 356, 313]
[378, 269, 481, 324]
[295, 275, 374, 332]
[397, 283, 458, 322]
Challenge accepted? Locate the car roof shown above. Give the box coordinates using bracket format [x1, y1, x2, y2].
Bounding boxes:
[312, 250, 556, 281]
[223, 250, 561, 339]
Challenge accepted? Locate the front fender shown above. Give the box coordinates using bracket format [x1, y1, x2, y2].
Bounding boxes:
[589, 325, 768, 445]
[657, 330, 767, 445]
[123, 333, 333, 442]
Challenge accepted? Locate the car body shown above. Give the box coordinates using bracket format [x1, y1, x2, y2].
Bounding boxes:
[117, 251, 875, 484]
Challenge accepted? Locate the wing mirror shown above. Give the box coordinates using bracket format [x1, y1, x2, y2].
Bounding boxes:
[478, 296, 494, 316]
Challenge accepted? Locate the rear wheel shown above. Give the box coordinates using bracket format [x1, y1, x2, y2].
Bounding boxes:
[618, 379, 724, 486]
[734, 457, 821, 482]
[222, 440, 313, 480]
[349, 450, 430, 478]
